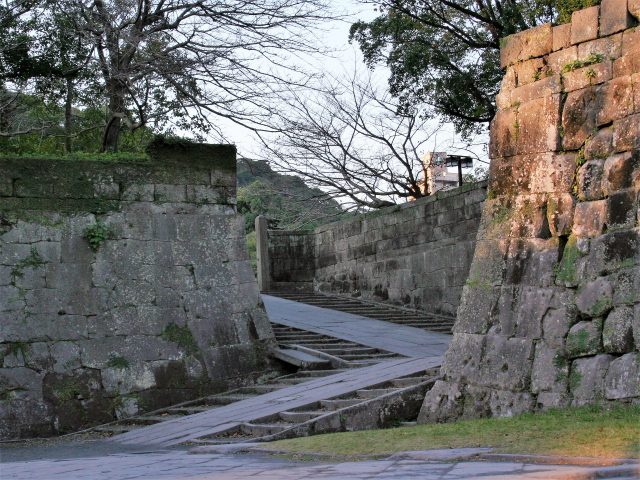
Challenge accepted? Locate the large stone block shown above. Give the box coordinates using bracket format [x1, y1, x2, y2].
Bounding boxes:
[543, 306, 577, 348]
[576, 276, 614, 317]
[596, 76, 635, 126]
[500, 24, 553, 68]
[612, 113, 640, 152]
[578, 33, 623, 60]
[562, 61, 612, 92]
[418, 380, 464, 423]
[562, 87, 598, 150]
[531, 341, 569, 393]
[570, 354, 613, 406]
[547, 193, 575, 237]
[441, 333, 485, 384]
[573, 199, 607, 237]
[584, 127, 614, 160]
[489, 390, 536, 418]
[566, 319, 603, 357]
[607, 189, 637, 228]
[553, 23, 572, 51]
[603, 305, 635, 353]
[604, 353, 640, 399]
[479, 336, 534, 391]
[599, 0, 634, 36]
[571, 6, 600, 45]
[603, 151, 638, 195]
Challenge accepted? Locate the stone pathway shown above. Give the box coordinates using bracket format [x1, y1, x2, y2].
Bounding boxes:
[262, 294, 451, 358]
[2, 447, 637, 479]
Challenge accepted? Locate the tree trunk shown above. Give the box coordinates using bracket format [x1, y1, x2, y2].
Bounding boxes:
[102, 80, 125, 153]
[64, 77, 73, 154]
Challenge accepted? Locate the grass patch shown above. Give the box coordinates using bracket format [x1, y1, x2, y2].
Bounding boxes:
[264, 405, 640, 460]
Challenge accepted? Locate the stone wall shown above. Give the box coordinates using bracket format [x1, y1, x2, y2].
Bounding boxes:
[420, 2, 640, 422]
[0, 140, 275, 439]
[262, 182, 487, 316]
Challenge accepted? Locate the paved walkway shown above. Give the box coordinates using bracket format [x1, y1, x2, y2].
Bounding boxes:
[3, 446, 637, 479]
[262, 295, 451, 358]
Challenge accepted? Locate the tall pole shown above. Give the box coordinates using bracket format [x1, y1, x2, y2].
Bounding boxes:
[457, 159, 463, 187]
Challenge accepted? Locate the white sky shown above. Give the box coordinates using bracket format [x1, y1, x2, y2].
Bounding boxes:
[210, 0, 489, 173]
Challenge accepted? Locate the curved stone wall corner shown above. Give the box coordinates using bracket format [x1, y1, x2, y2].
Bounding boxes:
[420, 3, 640, 422]
[0, 142, 275, 439]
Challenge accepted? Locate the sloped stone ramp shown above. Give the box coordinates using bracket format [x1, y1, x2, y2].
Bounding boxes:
[106, 294, 449, 447]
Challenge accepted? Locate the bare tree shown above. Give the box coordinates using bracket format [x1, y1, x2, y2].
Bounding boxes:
[64, 0, 334, 152]
[256, 71, 458, 210]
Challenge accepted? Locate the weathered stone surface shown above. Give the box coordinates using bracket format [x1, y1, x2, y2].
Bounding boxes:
[547, 193, 575, 237]
[584, 127, 614, 160]
[531, 342, 568, 393]
[596, 76, 635, 126]
[576, 277, 614, 316]
[603, 151, 638, 195]
[479, 336, 534, 391]
[566, 319, 603, 357]
[630, 0, 640, 21]
[604, 353, 640, 399]
[421, 14, 640, 424]
[607, 189, 637, 228]
[603, 305, 635, 353]
[573, 200, 607, 237]
[571, 6, 600, 45]
[547, 45, 577, 73]
[418, 380, 464, 423]
[553, 23, 572, 51]
[562, 61, 612, 92]
[571, 354, 613, 406]
[500, 24, 553, 68]
[0, 143, 276, 440]
[577, 160, 605, 201]
[513, 58, 547, 87]
[612, 114, 640, 152]
[562, 87, 598, 150]
[599, 0, 634, 36]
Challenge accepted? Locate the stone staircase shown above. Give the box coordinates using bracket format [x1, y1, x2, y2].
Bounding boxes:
[93, 325, 411, 438]
[265, 291, 455, 333]
[190, 368, 439, 445]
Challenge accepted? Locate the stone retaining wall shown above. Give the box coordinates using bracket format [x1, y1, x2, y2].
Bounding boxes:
[420, 1, 640, 422]
[261, 182, 487, 316]
[0, 140, 275, 439]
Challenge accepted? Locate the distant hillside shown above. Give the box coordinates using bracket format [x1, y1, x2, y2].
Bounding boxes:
[237, 158, 348, 233]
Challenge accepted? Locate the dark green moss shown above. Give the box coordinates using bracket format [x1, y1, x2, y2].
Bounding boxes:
[161, 323, 199, 355]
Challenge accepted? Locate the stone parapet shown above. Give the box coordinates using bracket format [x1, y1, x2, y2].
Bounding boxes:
[263, 181, 487, 316]
[420, 4, 640, 422]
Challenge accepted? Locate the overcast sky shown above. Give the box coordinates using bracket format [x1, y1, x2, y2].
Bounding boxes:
[214, 0, 489, 171]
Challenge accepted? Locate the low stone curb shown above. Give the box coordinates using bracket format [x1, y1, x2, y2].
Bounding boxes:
[479, 453, 638, 467]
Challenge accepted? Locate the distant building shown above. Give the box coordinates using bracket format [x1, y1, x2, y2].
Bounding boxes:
[421, 152, 461, 195]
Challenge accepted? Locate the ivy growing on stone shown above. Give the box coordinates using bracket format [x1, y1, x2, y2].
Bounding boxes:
[83, 221, 111, 252]
[161, 323, 198, 355]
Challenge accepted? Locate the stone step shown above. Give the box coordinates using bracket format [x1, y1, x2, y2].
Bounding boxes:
[390, 376, 430, 388]
[356, 388, 399, 399]
[164, 405, 217, 415]
[270, 347, 332, 370]
[339, 353, 397, 360]
[237, 384, 291, 394]
[278, 410, 324, 423]
[240, 422, 292, 436]
[94, 424, 141, 433]
[319, 347, 380, 356]
[319, 398, 363, 410]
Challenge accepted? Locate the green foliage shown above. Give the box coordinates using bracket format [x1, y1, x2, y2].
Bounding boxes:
[553, 236, 579, 284]
[161, 323, 198, 355]
[83, 221, 111, 252]
[562, 53, 605, 73]
[569, 368, 583, 391]
[557, 0, 601, 24]
[53, 379, 82, 402]
[10, 247, 47, 282]
[106, 354, 130, 370]
[265, 404, 640, 459]
[245, 230, 257, 272]
[237, 159, 347, 233]
[5, 341, 30, 361]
